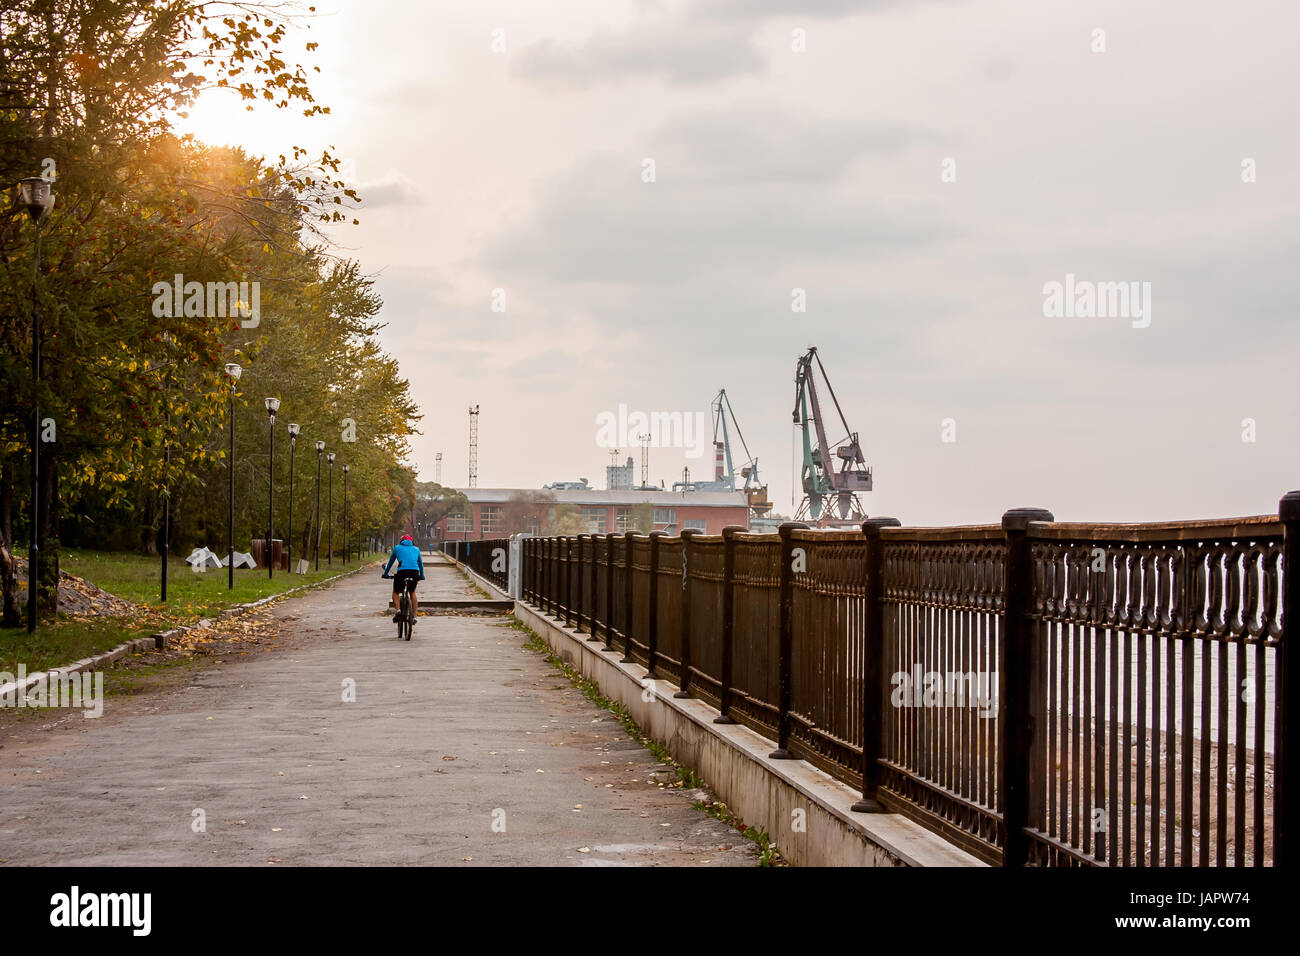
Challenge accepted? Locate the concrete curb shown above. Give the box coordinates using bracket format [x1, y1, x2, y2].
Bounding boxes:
[448, 554, 982, 868]
[0, 559, 379, 704]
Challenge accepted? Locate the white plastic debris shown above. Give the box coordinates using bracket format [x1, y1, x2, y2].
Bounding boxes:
[185, 547, 222, 572]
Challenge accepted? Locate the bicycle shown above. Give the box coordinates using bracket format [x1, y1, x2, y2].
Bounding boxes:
[383, 572, 416, 641]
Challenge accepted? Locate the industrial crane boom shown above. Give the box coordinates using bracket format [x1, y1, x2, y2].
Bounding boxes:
[792, 347, 871, 524]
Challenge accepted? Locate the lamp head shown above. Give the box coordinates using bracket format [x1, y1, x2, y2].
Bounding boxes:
[224, 362, 242, 382]
[287, 422, 300, 438]
[327, 452, 336, 465]
[17, 177, 55, 222]
[315, 440, 325, 453]
[264, 397, 280, 417]
[342, 463, 350, 474]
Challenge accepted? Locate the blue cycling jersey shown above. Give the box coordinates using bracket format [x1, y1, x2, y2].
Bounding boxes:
[384, 542, 425, 578]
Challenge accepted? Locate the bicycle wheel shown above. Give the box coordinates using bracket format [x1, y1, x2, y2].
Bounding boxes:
[403, 592, 413, 641]
[396, 592, 407, 640]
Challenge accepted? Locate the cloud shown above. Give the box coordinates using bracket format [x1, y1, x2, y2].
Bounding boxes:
[695, 0, 949, 18]
[511, 21, 766, 88]
[655, 102, 946, 184]
[356, 176, 424, 209]
[479, 102, 955, 286]
[511, 0, 965, 87]
[484, 158, 956, 285]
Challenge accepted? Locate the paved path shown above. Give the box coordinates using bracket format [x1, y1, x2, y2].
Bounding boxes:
[0, 557, 756, 866]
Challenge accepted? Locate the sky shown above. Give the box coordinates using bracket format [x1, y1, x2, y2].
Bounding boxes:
[176, 0, 1300, 526]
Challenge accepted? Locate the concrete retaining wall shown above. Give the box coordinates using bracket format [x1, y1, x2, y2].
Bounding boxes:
[452, 555, 981, 868]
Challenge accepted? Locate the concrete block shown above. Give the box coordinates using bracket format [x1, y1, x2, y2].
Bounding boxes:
[513, 600, 983, 868]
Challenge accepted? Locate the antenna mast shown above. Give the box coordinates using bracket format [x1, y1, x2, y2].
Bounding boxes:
[638, 432, 651, 488]
[468, 405, 479, 488]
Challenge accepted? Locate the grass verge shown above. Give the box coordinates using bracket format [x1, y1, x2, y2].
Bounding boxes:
[59, 548, 378, 620]
[2, 550, 376, 675]
[500, 615, 786, 867]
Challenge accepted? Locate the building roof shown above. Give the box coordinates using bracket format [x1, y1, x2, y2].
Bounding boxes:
[457, 487, 749, 508]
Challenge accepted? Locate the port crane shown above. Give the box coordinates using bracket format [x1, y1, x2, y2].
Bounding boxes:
[792, 347, 872, 525]
[713, 389, 771, 517]
[671, 389, 772, 519]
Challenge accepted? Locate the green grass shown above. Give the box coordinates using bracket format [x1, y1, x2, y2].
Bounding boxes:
[59, 548, 378, 620]
[0, 617, 165, 675]
[502, 616, 784, 867]
[692, 797, 784, 867]
[1, 548, 378, 675]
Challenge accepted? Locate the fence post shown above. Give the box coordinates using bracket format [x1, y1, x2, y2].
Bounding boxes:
[541, 538, 550, 613]
[646, 532, 663, 677]
[675, 528, 700, 699]
[527, 538, 536, 603]
[621, 532, 636, 664]
[520, 538, 528, 601]
[1000, 506, 1054, 866]
[563, 536, 574, 628]
[604, 532, 617, 651]
[771, 521, 808, 759]
[1280, 490, 1300, 867]
[539, 537, 546, 607]
[715, 526, 743, 724]
[587, 535, 600, 647]
[853, 516, 901, 813]
[573, 535, 585, 633]
[547, 538, 558, 618]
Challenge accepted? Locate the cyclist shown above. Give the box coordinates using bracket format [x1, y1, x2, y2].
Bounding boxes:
[382, 533, 425, 625]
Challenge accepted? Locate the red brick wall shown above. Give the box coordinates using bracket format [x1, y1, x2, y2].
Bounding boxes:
[436, 503, 749, 539]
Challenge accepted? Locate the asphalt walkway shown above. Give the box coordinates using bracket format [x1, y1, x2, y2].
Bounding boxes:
[0, 556, 756, 866]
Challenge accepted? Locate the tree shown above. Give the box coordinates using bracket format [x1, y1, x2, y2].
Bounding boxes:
[413, 481, 468, 541]
[498, 490, 554, 536]
[0, 2, 429, 622]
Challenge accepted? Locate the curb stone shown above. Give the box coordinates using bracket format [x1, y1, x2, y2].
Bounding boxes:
[0, 560, 378, 704]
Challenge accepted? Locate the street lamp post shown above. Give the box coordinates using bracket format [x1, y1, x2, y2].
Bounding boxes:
[264, 398, 280, 578]
[286, 423, 299, 573]
[159, 335, 173, 604]
[327, 452, 335, 566]
[140, 337, 181, 603]
[19, 177, 54, 634]
[162, 412, 169, 603]
[224, 363, 242, 588]
[342, 463, 349, 564]
[314, 440, 324, 571]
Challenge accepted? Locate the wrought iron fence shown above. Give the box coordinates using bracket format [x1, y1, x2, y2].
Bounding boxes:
[489, 495, 1297, 867]
[438, 538, 509, 592]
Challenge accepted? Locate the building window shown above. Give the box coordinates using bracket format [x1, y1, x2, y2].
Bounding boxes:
[652, 508, 676, 525]
[581, 507, 607, 533]
[446, 511, 473, 533]
[481, 506, 501, 533]
[683, 519, 706, 532]
[615, 507, 633, 532]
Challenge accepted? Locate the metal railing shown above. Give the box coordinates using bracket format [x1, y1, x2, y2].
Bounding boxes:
[513, 493, 1296, 867]
[437, 538, 510, 593]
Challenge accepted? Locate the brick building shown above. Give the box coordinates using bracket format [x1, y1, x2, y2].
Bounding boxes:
[436, 487, 751, 540]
